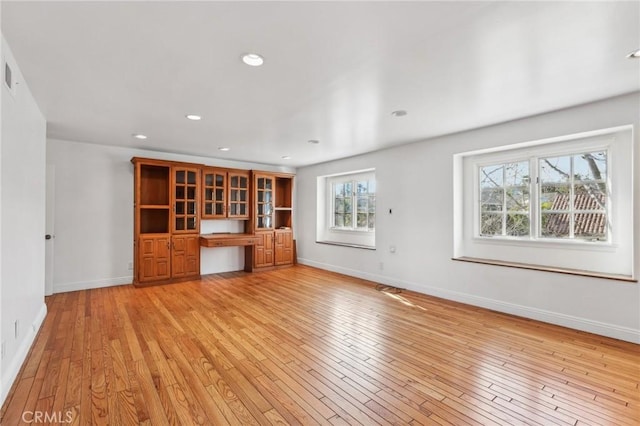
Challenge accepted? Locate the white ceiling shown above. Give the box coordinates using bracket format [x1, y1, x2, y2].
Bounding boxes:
[2, 1, 639, 167]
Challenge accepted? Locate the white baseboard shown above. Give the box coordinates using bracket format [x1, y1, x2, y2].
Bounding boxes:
[297, 258, 640, 344]
[0, 302, 47, 406]
[54, 275, 133, 294]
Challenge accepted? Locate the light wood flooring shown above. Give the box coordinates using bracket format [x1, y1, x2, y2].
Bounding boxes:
[1, 265, 639, 425]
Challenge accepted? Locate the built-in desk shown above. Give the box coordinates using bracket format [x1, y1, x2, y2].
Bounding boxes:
[199, 233, 260, 248]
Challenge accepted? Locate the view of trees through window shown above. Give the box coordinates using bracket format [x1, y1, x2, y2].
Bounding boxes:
[479, 151, 607, 240]
[480, 161, 530, 236]
[333, 179, 376, 231]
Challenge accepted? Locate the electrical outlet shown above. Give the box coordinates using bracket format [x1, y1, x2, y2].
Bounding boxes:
[128, 262, 133, 270]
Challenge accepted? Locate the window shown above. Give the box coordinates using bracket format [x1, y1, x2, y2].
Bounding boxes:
[479, 161, 530, 237]
[331, 177, 376, 231]
[317, 169, 376, 248]
[454, 126, 633, 278]
[539, 152, 607, 240]
[477, 151, 608, 242]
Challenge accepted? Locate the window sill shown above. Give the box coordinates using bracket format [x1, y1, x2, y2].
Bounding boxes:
[472, 236, 616, 252]
[316, 241, 376, 250]
[452, 256, 636, 283]
[328, 228, 375, 235]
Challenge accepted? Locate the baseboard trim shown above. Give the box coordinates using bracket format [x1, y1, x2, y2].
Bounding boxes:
[0, 302, 47, 406]
[297, 258, 640, 344]
[54, 275, 133, 294]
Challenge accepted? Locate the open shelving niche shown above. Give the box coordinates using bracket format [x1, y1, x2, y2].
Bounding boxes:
[274, 176, 293, 229]
[139, 164, 170, 234]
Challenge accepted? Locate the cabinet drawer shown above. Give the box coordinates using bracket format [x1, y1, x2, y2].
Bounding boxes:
[200, 235, 260, 247]
[212, 238, 258, 247]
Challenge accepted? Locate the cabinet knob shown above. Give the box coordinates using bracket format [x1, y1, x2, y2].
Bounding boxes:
[45, 234, 53, 240]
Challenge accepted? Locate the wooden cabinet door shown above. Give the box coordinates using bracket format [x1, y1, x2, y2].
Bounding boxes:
[202, 168, 226, 219]
[139, 235, 171, 282]
[227, 171, 250, 219]
[254, 232, 274, 268]
[264, 232, 274, 266]
[172, 166, 200, 234]
[254, 173, 274, 230]
[171, 235, 200, 279]
[275, 230, 294, 265]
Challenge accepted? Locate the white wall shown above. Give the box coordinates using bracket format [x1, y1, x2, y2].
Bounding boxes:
[295, 92, 640, 343]
[0, 36, 47, 406]
[46, 139, 294, 293]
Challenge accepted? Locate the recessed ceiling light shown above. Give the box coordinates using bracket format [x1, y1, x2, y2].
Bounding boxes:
[132, 133, 147, 140]
[308, 139, 320, 144]
[186, 114, 202, 121]
[391, 110, 407, 117]
[242, 53, 264, 67]
[282, 155, 291, 160]
[626, 49, 640, 58]
[218, 147, 230, 152]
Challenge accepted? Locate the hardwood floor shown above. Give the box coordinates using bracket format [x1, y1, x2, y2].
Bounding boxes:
[1, 265, 638, 425]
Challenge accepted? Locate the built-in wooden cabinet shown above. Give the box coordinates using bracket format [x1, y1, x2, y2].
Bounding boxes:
[246, 172, 295, 271]
[132, 158, 201, 286]
[133, 157, 295, 283]
[251, 229, 294, 268]
[202, 168, 250, 219]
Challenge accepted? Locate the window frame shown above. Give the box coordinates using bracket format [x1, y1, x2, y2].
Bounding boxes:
[329, 175, 376, 233]
[473, 143, 611, 245]
[477, 159, 532, 239]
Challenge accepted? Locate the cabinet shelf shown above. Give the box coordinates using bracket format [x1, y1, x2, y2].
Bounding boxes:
[140, 208, 170, 234]
[247, 172, 295, 271]
[139, 204, 170, 209]
[133, 158, 201, 286]
[274, 209, 292, 229]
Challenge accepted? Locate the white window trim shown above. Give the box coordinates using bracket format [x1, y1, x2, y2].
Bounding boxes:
[453, 126, 634, 279]
[317, 169, 376, 248]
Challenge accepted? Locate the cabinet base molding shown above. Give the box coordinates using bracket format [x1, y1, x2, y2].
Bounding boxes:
[133, 275, 201, 288]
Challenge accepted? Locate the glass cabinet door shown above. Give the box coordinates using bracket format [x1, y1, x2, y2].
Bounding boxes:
[255, 175, 274, 229]
[173, 167, 199, 233]
[202, 169, 226, 219]
[228, 172, 249, 219]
